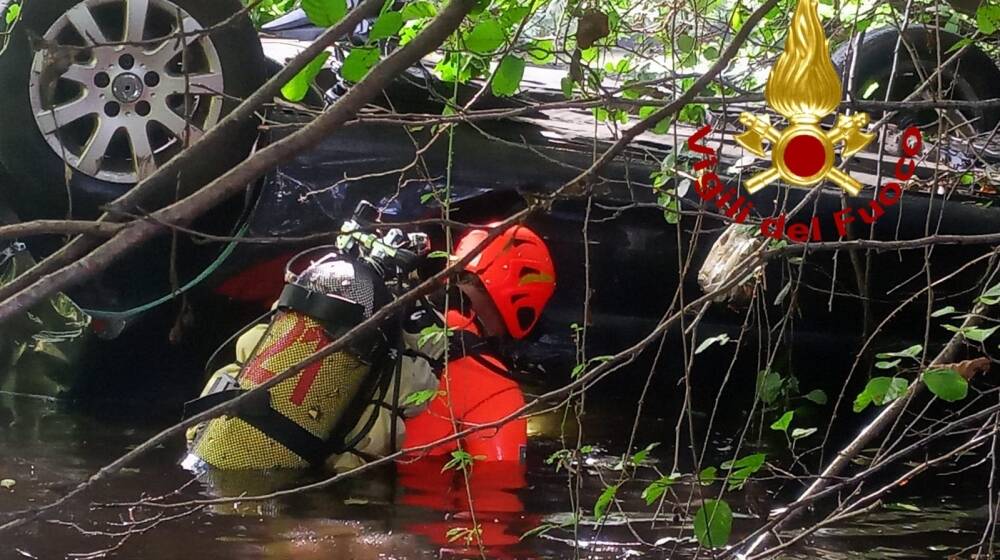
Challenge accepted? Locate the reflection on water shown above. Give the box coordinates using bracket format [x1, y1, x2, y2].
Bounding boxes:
[0, 395, 989, 559]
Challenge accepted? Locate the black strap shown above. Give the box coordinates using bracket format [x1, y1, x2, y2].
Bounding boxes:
[184, 388, 335, 466]
[278, 283, 365, 337]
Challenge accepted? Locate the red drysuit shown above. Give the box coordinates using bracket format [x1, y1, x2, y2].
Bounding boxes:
[402, 310, 527, 463]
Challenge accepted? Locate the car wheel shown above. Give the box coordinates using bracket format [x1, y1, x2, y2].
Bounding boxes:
[0, 0, 266, 220]
[832, 26, 1000, 136]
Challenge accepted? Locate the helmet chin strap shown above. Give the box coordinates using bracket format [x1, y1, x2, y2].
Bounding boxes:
[458, 279, 508, 338]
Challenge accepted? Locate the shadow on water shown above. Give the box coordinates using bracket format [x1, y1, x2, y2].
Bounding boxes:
[0, 383, 992, 559]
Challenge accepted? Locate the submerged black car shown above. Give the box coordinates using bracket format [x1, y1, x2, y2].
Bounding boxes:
[2, 1, 1000, 402]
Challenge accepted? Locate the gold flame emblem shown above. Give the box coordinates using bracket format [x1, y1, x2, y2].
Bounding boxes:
[736, 0, 873, 195]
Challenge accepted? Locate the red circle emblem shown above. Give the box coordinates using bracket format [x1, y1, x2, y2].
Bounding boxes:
[783, 134, 826, 178]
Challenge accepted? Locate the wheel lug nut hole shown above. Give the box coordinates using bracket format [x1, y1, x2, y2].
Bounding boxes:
[104, 102, 121, 117]
[119, 54, 135, 70]
[144, 72, 160, 87]
[95, 72, 111, 88]
[136, 100, 151, 117]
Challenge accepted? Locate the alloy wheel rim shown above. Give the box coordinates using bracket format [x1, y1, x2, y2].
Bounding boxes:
[28, 0, 225, 184]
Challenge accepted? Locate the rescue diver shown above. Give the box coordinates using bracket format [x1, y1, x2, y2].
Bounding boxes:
[181, 218, 555, 472]
[403, 224, 556, 462]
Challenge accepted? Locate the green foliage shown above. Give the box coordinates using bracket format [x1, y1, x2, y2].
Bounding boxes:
[302, 0, 348, 27]
[756, 369, 784, 405]
[642, 474, 679, 505]
[698, 466, 717, 485]
[402, 1, 437, 20]
[693, 499, 732, 548]
[465, 20, 506, 53]
[341, 47, 381, 82]
[401, 389, 440, 407]
[805, 389, 827, 405]
[977, 2, 1000, 34]
[629, 442, 660, 466]
[943, 324, 999, 343]
[527, 39, 556, 63]
[923, 369, 968, 402]
[245, 0, 297, 26]
[978, 283, 1000, 305]
[854, 377, 909, 413]
[571, 355, 613, 378]
[721, 453, 765, 490]
[769, 410, 793, 432]
[4, 2, 20, 26]
[281, 52, 331, 102]
[370, 11, 404, 40]
[695, 333, 730, 354]
[932, 306, 957, 317]
[442, 449, 485, 472]
[492, 55, 526, 96]
[445, 525, 483, 544]
[594, 483, 620, 520]
[418, 324, 453, 347]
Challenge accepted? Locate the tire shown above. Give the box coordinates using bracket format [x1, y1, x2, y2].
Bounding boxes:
[832, 26, 1000, 134]
[0, 0, 266, 221]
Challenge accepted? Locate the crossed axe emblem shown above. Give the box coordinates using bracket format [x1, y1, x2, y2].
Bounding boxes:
[735, 112, 874, 196]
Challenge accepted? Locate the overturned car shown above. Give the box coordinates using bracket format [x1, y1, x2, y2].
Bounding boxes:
[1, 0, 1000, 403]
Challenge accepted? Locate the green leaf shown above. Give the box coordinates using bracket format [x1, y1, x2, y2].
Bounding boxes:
[465, 20, 506, 53]
[923, 369, 968, 402]
[979, 283, 1000, 305]
[675, 33, 695, 53]
[977, 4, 1000, 34]
[428, 250, 449, 259]
[341, 47, 380, 82]
[369, 11, 404, 40]
[721, 453, 766, 490]
[642, 474, 678, 505]
[280, 52, 330, 102]
[947, 37, 974, 54]
[756, 370, 783, 405]
[520, 522, 567, 540]
[854, 377, 909, 413]
[791, 427, 817, 440]
[492, 55, 525, 97]
[560, 76, 574, 98]
[639, 106, 671, 134]
[630, 442, 660, 466]
[805, 389, 828, 405]
[875, 359, 901, 370]
[4, 3, 20, 25]
[770, 410, 794, 432]
[594, 484, 619, 520]
[401, 389, 439, 407]
[695, 333, 730, 354]
[442, 449, 483, 472]
[944, 324, 999, 343]
[693, 499, 732, 548]
[699, 466, 717, 485]
[401, 1, 437, 20]
[302, 0, 348, 27]
[527, 38, 556, 63]
[876, 345, 923, 360]
[932, 306, 957, 317]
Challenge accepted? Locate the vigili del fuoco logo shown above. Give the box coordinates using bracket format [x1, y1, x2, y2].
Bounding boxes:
[687, 0, 923, 243]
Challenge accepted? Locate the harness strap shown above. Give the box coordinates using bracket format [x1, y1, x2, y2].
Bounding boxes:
[183, 388, 335, 466]
[278, 283, 364, 337]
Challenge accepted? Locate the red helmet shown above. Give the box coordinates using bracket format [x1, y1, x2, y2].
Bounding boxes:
[453, 224, 556, 339]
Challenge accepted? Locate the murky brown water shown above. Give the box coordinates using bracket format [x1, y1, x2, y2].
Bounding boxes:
[0, 393, 991, 559]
